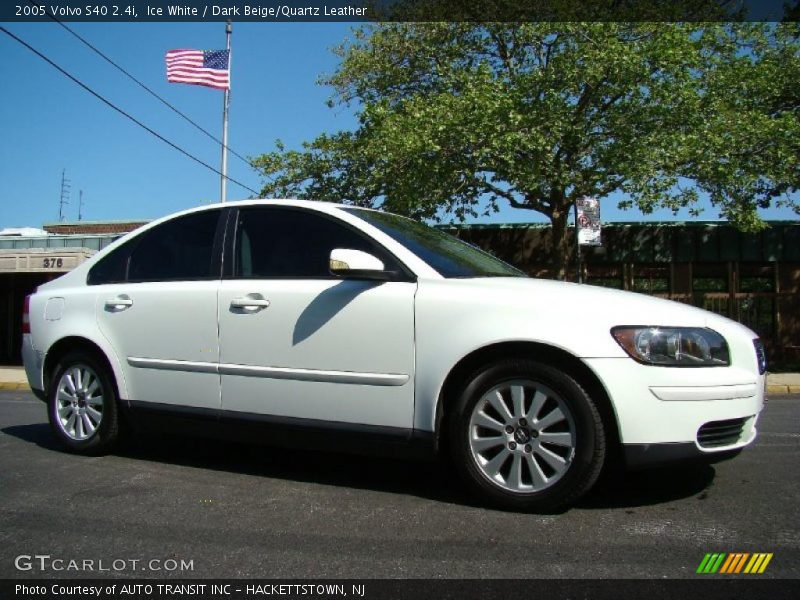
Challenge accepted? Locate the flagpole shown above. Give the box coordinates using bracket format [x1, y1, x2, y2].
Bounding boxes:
[220, 20, 232, 203]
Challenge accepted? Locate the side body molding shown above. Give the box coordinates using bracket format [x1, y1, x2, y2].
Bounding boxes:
[127, 357, 410, 387]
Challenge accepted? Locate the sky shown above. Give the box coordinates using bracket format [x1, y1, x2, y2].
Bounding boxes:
[0, 20, 797, 229]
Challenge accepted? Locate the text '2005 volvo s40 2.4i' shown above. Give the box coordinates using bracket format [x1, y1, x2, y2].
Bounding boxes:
[22, 200, 766, 511]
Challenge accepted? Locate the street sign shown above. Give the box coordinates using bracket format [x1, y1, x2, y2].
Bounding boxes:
[576, 196, 602, 246]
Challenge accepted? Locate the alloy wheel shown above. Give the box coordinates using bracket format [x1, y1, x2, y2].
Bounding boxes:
[54, 364, 105, 441]
[468, 379, 576, 493]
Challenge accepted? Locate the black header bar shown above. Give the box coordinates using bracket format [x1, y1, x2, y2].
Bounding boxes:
[4, 0, 799, 23]
[2, 579, 799, 600]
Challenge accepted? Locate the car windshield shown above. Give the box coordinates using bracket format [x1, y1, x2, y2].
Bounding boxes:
[343, 208, 526, 278]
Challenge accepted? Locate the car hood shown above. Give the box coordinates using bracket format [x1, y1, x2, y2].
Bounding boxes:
[441, 276, 708, 321]
[417, 276, 757, 358]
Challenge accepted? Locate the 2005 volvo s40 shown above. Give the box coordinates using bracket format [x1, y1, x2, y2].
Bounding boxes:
[22, 200, 766, 511]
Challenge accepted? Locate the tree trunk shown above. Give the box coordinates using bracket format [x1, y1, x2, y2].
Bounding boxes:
[550, 208, 571, 281]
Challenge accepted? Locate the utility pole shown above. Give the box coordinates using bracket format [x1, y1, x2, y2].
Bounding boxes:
[78, 190, 84, 221]
[220, 20, 232, 203]
[59, 169, 71, 222]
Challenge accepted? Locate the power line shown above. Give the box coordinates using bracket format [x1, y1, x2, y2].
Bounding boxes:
[1, 26, 260, 197]
[31, 2, 255, 169]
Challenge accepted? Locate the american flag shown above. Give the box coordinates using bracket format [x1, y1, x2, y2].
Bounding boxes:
[165, 49, 230, 90]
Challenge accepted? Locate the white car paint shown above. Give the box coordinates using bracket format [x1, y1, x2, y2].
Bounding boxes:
[217, 278, 416, 426]
[412, 277, 764, 452]
[96, 281, 221, 410]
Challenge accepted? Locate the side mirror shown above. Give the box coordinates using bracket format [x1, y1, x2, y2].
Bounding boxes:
[329, 249, 395, 280]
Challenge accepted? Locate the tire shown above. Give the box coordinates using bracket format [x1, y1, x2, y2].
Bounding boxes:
[47, 351, 120, 455]
[449, 358, 605, 512]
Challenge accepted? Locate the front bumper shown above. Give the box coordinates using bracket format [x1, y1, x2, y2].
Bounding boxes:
[624, 442, 742, 469]
[584, 357, 764, 461]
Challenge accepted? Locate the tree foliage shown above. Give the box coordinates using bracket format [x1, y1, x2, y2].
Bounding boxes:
[253, 22, 799, 279]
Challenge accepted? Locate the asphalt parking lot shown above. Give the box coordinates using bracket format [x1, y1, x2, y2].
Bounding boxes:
[0, 390, 798, 579]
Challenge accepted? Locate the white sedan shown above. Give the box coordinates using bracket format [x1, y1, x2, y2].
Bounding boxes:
[22, 200, 766, 511]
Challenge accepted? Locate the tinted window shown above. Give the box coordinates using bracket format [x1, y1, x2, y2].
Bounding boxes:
[87, 242, 129, 285]
[125, 210, 220, 282]
[234, 208, 396, 278]
[343, 208, 524, 278]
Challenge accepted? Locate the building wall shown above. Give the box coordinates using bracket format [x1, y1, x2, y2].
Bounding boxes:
[0, 224, 134, 365]
[0, 234, 118, 252]
[42, 221, 148, 235]
[0, 272, 59, 364]
[441, 221, 800, 274]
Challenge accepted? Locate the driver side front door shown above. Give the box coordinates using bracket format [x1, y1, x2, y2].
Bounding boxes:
[217, 207, 417, 429]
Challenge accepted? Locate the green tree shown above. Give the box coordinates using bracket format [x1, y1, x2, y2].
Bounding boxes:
[254, 22, 799, 279]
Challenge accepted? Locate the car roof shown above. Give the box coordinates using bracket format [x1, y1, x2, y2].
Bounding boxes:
[160, 198, 386, 222]
[200, 198, 352, 212]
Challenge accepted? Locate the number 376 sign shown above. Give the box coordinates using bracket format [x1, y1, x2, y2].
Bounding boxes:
[576, 197, 602, 246]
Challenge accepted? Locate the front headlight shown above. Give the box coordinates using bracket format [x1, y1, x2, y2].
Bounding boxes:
[611, 326, 730, 367]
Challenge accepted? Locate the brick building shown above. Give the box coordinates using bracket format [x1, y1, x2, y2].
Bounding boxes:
[41, 220, 148, 235]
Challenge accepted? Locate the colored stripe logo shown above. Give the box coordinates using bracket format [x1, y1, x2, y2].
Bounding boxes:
[697, 553, 773, 574]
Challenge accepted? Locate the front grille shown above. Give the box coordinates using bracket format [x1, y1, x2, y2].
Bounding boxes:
[697, 417, 749, 448]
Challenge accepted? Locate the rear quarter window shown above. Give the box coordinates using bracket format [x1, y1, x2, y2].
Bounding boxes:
[87, 210, 222, 284]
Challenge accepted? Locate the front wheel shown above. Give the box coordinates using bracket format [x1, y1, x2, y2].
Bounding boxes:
[48, 351, 120, 455]
[449, 359, 606, 512]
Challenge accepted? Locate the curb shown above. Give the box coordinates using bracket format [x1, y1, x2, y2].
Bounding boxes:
[0, 382, 30, 391]
[767, 384, 800, 395]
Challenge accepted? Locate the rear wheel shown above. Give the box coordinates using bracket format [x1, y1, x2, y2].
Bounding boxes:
[449, 359, 606, 511]
[48, 351, 120, 455]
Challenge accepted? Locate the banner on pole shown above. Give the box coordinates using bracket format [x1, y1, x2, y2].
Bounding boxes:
[576, 196, 601, 246]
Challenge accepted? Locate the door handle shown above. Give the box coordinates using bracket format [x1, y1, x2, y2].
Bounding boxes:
[105, 295, 133, 311]
[230, 296, 270, 311]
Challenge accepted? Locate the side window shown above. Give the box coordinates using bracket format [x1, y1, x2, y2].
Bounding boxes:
[87, 242, 129, 285]
[234, 208, 394, 279]
[126, 210, 221, 282]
